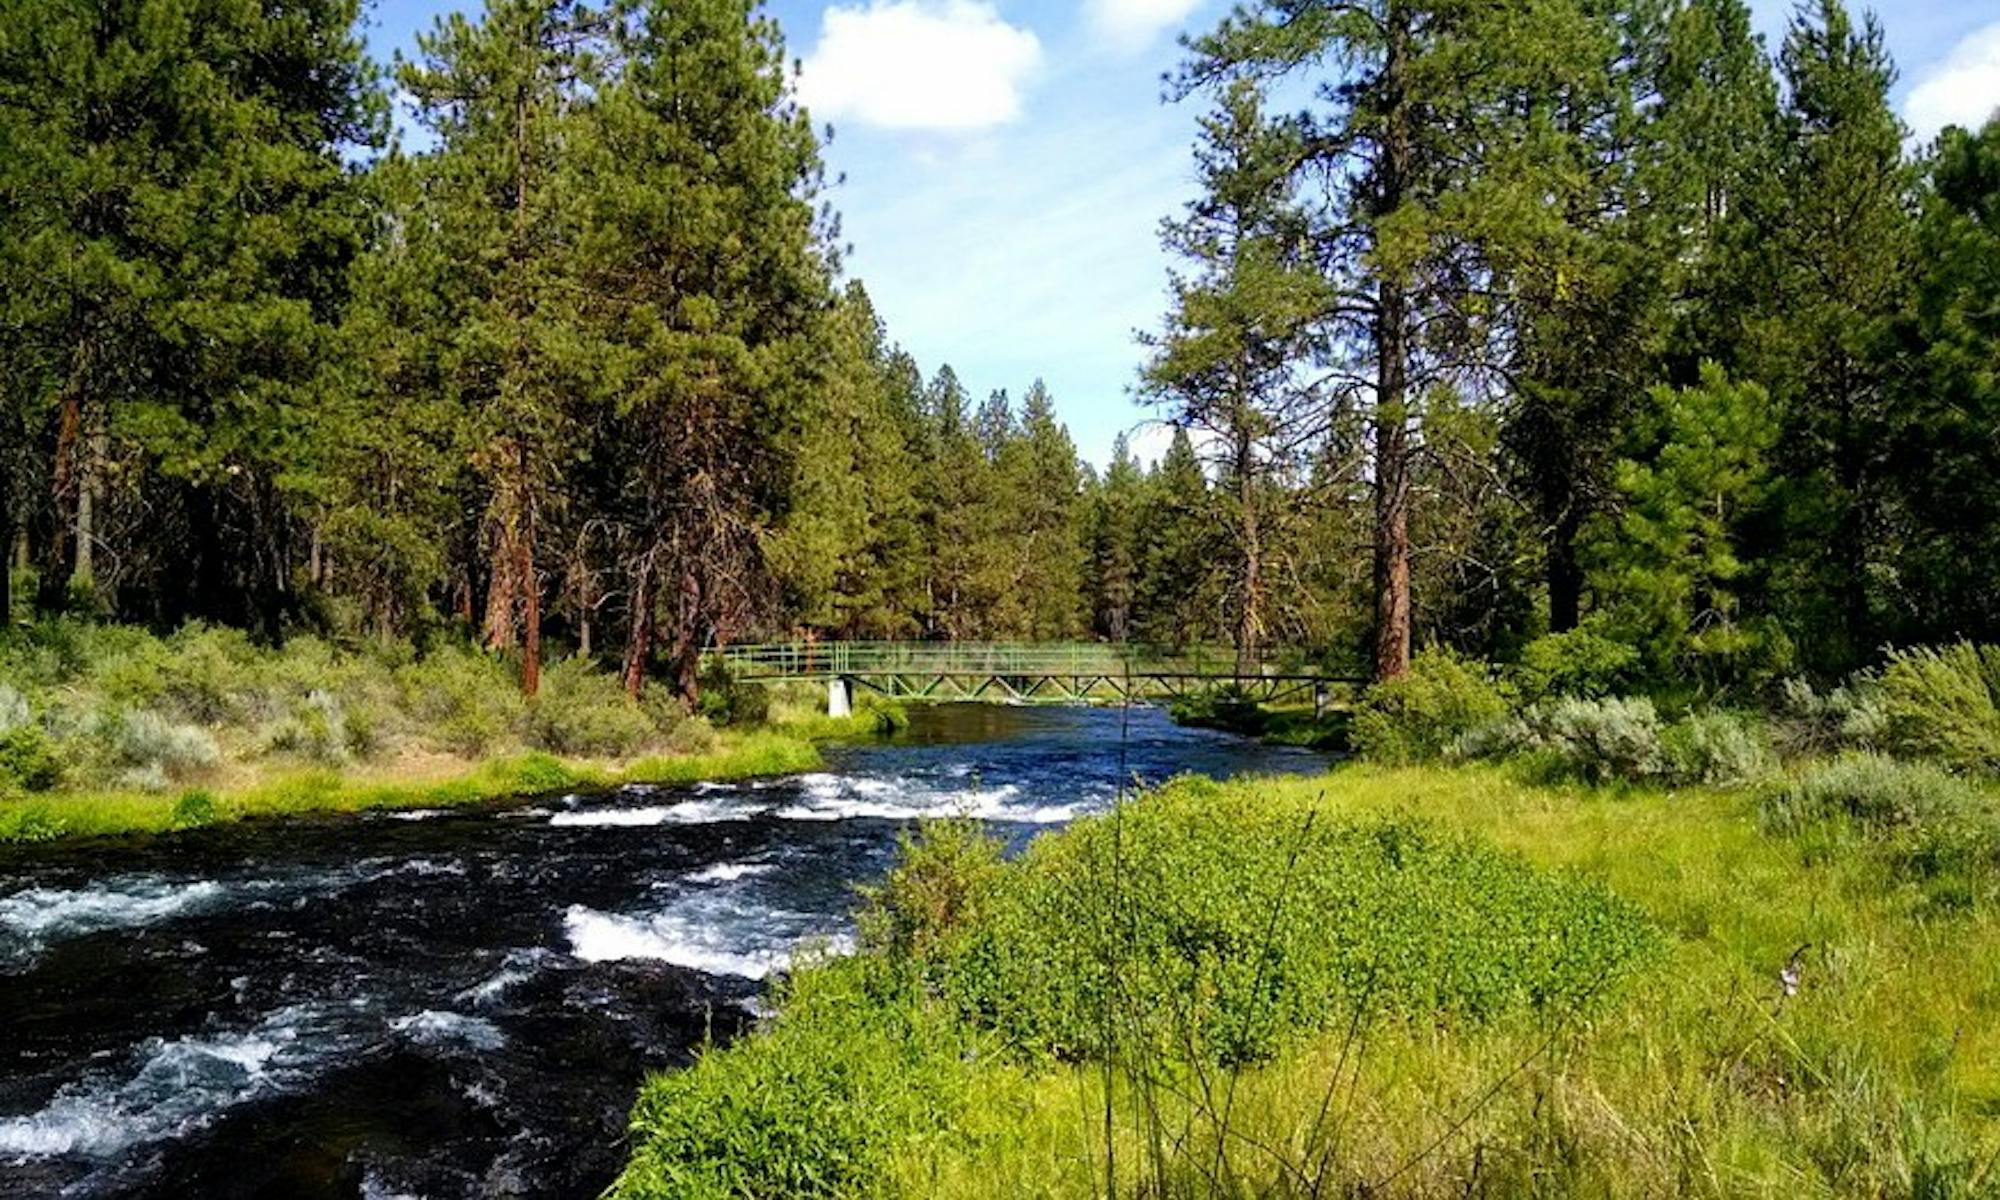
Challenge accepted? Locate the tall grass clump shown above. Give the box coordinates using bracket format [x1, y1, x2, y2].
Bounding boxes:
[1350, 647, 1506, 763]
[1764, 754, 2000, 908]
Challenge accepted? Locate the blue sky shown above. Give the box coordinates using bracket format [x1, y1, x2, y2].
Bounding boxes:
[361, 0, 2000, 468]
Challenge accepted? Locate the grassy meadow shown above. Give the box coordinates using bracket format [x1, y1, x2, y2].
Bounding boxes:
[614, 758, 2000, 1198]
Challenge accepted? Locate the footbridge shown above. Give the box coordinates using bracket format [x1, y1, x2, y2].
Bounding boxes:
[707, 641, 1362, 713]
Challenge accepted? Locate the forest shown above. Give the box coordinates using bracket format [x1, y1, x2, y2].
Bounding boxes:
[1, 0, 1990, 705]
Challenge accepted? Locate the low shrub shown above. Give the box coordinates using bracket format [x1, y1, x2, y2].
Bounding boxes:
[1762, 754, 1989, 836]
[1511, 627, 1640, 703]
[1462, 698, 1773, 787]
[112, 709, 220, 788]
[0, 726, 62, 794]
[615, 959, 981, 1200]
[1350, 648, 1507, 764]
[267, 690, 354, 764]
[170, 789, 219, 830]
[526, 658, 661, 756]
[1775, 675, 1890, 757]
[395, 645, 525, 755]
[696, 659, 769, 727]
[1660, 709, 1775, 787]
[877, 777, 1661, 1066]
[1879, 643, 2000, 773]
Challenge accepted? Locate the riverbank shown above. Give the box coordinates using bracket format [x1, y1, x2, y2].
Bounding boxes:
[0, 619, 904, 844]
[0, 728, 834, 843]
[613, 761, 2000, 1197]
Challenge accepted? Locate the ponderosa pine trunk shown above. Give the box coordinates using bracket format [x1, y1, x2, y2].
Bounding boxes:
[37, 380, 81, 612]
[1548, 504, 1584, 633]
[1370, 7, 1414, 683]
[1234, 420, 1262, 679]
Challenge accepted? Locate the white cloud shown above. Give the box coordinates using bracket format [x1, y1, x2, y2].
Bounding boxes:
[1903, 20, 2000, 141]
[796, 1, 1042, 133]
[1087, 0, 1203, 52]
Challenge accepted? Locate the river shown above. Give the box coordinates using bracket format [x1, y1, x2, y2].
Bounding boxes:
[0, 704, 1323, 1198]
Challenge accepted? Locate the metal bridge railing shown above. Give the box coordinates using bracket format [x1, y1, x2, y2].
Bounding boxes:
[705, 641, 1291, 681]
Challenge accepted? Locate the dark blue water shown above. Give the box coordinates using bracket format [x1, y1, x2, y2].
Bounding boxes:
[0, 705, 1323, 1198]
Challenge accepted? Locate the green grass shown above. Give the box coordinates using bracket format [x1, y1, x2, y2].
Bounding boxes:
[615, 762, 2000, 1198]
[0, 729, 825, 843]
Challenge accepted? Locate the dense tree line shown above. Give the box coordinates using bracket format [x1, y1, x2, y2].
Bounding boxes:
[1, 0, 1997, 699]
[1150, 0, 2000, 684]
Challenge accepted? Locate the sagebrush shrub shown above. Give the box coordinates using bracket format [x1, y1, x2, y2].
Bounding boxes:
[112, 709, 221, 787]
[1351, 648, 1508, 764]
[1763, 754, 1987, 835]
[1523, 696, 1667, 784]
[395, 646, 524, 755]
[1775, 675, 1890, 757]
[1661, 710, 1775, 786]
[526, 658, 660, 756]
[267, 690, 353, 764]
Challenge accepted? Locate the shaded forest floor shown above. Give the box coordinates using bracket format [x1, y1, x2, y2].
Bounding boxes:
[615, 763, 2000, 1198]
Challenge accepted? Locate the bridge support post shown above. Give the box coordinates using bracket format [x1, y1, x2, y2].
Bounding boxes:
[827, 675, 852, 719]
[1314, 683, 1329, 719]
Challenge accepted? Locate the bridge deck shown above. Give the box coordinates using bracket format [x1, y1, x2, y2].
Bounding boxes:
[707, 642, 1362, 703]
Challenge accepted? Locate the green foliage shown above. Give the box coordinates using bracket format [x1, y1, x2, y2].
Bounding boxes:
[267, 691, 355, 765]
[615, 959, 984, 1200]
[695, 661, 770, 728]
[395, 646, 526, 756]
[857, 820, 1007, 965]
[1351, 647, 1507, 764]
[1511, 626, 1640, 702]
[170, 789, 218, 831]
[525, 658, 661, 756]
[874, 778, 1660, 1067]
[1587, 363, 1784, 685]
[0, 726, 60, 794]
[1878, 643, 2000, 773]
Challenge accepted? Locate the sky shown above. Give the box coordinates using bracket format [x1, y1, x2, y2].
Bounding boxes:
[360, 0, 2000, 469]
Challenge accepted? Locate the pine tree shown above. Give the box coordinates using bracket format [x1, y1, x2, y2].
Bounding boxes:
[1144, 80, 1328, 672]
[0, 0, 383, 630]
[1179, 0, 1606, 680]
[1089, 434, 1144, 641]
[401, 0, 600, 694]
[575, 0, 835, 700]
[1741, 0, 1915, 672]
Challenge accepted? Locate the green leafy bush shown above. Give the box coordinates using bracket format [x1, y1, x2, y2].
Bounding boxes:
[526, 658, 661, 756]
[1350, 648, 1507, 764]
[1879, 644, 2000, 773]
[615, 960, 982, 1200]
[878, 777, 1661, 1066]
[1511, 627, 1640, 703]
[0, 727, 62, 794]
[696, 659, 769, 727]
[395, 645, 525, 755]
[171, 789, 218, 830]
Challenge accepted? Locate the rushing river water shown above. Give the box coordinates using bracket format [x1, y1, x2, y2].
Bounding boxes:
[0, 704, 1323, 1199]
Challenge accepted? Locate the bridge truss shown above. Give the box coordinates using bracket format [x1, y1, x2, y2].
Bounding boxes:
[707, 642, 1362, 706]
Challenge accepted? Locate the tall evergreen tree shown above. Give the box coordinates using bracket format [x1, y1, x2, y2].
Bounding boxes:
[577, 0, 835, 700]
[1179, 0, 1601, 680]
[0, 0, 382, 630]
[1145, 80, 1328, 672]
[1741, 0, 1915, 672]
